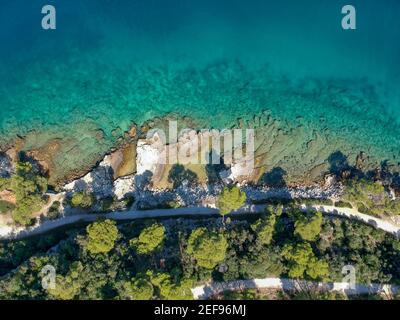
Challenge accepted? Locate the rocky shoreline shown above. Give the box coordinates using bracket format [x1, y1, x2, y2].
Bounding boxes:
[3, 109, 399, 190]
[6, 126, 400, 240]
[59, 124, 343, 210]
[0, 120, 347, 238]
[4, 112, 400, 239]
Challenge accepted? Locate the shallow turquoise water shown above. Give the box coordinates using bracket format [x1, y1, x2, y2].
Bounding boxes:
[0, 0, 399, 180]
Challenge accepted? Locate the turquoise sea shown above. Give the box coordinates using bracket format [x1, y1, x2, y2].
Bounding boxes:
[0, 0, 399, 184]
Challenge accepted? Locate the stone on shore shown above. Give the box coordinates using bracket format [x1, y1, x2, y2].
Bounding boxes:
[0, 152, 12, 178]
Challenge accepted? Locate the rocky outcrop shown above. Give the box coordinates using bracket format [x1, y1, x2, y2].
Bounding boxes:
[111, 124, 137, 179]
[62, 124, 138, 198]
[58, 114, 350, 204]
[0, 152, 12, 178]
[63, 156, 115, 198]
[136, 133, 165, 176]
[102, 143, 137, 180]
[135, 127, 259, 186]
[115, 143, 137, 178]
[25, 139, 62, 177]
[113, 175, 135, 200]
[0, 122, 139, 188]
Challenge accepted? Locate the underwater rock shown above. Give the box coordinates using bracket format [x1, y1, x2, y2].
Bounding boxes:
[125, 124, 137, 140]
[355, 151, 369, 171]
[95, 129, 106, 141]
[111, 127, 122, 137]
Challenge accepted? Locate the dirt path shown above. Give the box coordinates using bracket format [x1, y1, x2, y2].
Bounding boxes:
[191, 277, 399, 300]
[1, 203, 400, 240]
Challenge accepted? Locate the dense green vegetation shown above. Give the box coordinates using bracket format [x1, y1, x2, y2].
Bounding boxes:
[282, 242, 329, 280]
[217, 186, 247, 218]
[116, 275, 154, 300]
[85, 219, 119, 254]
[130, 223, 166, 254]
[137, 199, 181, 211]
[0, 162, 47, 225]
[1, 205, 400, 300]
[342, 178, 400, 216]
[251, 197, 334, 206]
[0, 231, 70, 276]
[0, 200, 15, 214]
[47, 201, 61, 220]
[250, 206, 281, 245]
[294, 211, 323, 241]
[70, 192, 94, 209]
[187, 227, 228, 269]
[334, 200, 352, 208]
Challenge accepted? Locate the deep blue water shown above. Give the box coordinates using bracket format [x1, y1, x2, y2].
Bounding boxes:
[0, 0, 399, 179]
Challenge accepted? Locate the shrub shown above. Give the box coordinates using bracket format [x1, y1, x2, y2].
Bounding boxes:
[12, 195, 43, 226]
[121, 195, 135, 208]
[70, 192, 93, 209]
[282, 242, 329, 280]
[0, 178, 10, 192]
[136, 200, 180, 210]
[11, 162, 47, 198]
[47, 201, 61, 220]
[387, 199, 400, 215]
[217, 186, 247, 217]
[240, 248, 285, 278]
[130, 223, 166, 254]
[100, 197, 114, 212]
[85, 219, 119, 254]
[148, 271, 193, 300]
[118, 277, 154, 300]
[0, 200, 15, 214]
[356, 202, 370, 214]
[252, 197, 295, 205]
[343, 178, 387, 209]
[294, 211, 323, 241]
[222, 289, 257, 300]
[48, 262, 83, 300]
[300, 198, 334, 206]
[334, 201, 353, 208]
[187, 227, 228, 269]
[99, 196, 135, 212]
[5, 162, 48, 225]
[165, 200, 181, 209]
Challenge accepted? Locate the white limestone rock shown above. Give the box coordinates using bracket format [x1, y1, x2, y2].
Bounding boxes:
[136, 131, 166, 176]
[113, 175, 135, 200]
[63, 156, 114, 198]
[219, 154, 255, 185]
